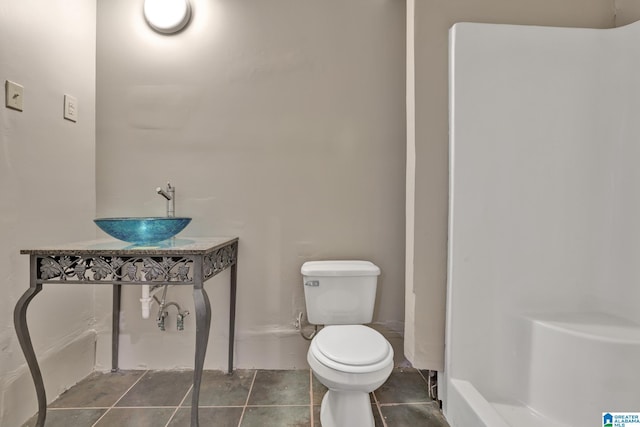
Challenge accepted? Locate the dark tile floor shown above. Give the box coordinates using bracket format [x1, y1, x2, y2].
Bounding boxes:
[24, 368, 449, 427]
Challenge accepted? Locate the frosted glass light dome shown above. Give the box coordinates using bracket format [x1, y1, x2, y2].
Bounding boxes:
[144, 0, 191, 34]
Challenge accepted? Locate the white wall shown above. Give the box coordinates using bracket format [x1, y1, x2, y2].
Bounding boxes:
[405, 0, 614, 371]
[0, 1, 97, 426]
[446, 19, 640, 411]
[95, 0, 406, 370]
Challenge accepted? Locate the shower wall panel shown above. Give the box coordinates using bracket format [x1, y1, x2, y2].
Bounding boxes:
[446, 21, 640, 411]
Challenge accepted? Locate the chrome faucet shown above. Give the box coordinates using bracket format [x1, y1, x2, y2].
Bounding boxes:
[156, 182, 175, 217]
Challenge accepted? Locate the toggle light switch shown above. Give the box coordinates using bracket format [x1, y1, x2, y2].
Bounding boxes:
[63, 94, 78, 122]
[5, 80, 24, 111]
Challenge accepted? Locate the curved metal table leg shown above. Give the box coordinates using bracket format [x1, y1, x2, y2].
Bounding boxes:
[14, 284, 46, 427]
[191, 284, 211, 427]
[228, 261, 237, 374]
[112, 284, 121, 372]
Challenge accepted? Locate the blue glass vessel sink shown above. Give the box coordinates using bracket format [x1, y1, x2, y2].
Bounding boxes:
[94, 217, 192, 244]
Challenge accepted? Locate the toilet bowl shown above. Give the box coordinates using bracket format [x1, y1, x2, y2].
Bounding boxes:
[307, 324, 394, 427]
[301, 260, 392, 427]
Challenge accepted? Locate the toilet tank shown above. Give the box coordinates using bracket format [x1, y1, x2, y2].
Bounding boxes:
[301, 260, 381, 325]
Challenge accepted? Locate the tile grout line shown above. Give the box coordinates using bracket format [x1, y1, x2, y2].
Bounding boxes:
[51, 405, 184, 410]
[246, 404, 314, 408]
[372, 391, 388, 427]
[91, 370, 150, 427]
[49, 407, 110, 410]
[162, 404, 247, 408]
[378, 401, 436, 406]
[237, 369, 258, 427]
[309, 369, 314, 427]
[417, 368, 429, 384]
[164, 382, 194, 427]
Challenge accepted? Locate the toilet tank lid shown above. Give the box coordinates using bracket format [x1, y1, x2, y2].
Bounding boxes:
[301, 260, 380, 277]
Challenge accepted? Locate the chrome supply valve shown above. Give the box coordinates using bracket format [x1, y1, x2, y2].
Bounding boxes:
[157, 311, 168, 331]
[177, 310, 190, 331]
[154, 284, 188, 331]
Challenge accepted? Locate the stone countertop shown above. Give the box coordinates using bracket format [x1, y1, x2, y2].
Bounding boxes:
[21, 237, 238, 256]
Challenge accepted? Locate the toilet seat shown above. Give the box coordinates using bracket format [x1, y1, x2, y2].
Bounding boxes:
[310, 325, 392, 373]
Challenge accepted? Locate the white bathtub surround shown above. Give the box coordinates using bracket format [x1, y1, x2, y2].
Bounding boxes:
[526, 313, 640, 426]
[446, 21, 640, 427]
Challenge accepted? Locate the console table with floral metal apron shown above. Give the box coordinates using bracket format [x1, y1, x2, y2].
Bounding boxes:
[14, 237, 239, 427]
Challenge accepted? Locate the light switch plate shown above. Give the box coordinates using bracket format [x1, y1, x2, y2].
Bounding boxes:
[5, 80, 24, 111]
[64, 94, 78, 122]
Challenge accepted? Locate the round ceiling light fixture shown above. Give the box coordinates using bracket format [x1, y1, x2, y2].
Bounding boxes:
[144, 0, 192, 34]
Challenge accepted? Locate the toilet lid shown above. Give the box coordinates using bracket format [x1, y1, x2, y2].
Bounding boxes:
[314, 325, 391, 367]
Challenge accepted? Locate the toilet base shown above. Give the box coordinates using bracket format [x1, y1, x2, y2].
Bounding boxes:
[320, 389, 374, 427]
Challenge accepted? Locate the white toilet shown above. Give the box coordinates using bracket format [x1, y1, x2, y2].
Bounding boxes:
[302, 260, 394, 427]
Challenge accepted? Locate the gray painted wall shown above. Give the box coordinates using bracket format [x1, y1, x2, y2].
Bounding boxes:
[95, 0, 406, 370]
[0, 1, 97, 425]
